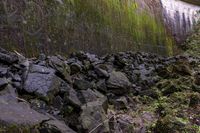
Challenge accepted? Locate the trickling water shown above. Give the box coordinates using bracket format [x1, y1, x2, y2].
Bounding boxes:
[160, 0, 200, 42]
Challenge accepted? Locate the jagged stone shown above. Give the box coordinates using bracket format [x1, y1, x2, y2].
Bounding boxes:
[70, 62, 82, 75]
[74, 79, 93, 90]
[79, 97, 109, 133]
[114, 96, 128, 110]
[0, 48, 18, 64]
[107, 71, 131, 95]
[52, 95, 63, 110]
[0, 78, 8, 90]
[24, 65, 61, 100]
[48, 55, 71, 80]
[64, 87, 82, 108]
[0, 95, 76, 133]
[0, 67, 8, 77]
[96, 79, 107, 93]
[95, 66, 109, 78]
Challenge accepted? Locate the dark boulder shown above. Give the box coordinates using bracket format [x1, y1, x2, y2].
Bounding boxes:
[86, 53, 99, 63]
[70, 62, 82, 75]
[64, 86, 82, 108]
[0, 48, 18, 64]
[0, 95, 76, 133]
[95, 66, 109, 78]
[96, 79, 108, 93]
[107, 71, 131, 95]
[113, 96, 129, 110]
[0, 95, 49, 126]
[42, 119, 76, 133]
[79, 97, 109, 133]
[0, 67, 8, 77]
[78, 89, 107, 110]
[0, 78, 8, 90]
[30, 99, 48, 111]
[48, 56, 71, 80]
[74, 79, 93, 90]
[52, 95, 63, 110]
[24, 65, 61, 100]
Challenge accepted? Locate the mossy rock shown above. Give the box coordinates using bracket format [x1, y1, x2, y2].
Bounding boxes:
[153, 115, 198, 133]
[189, 93, 200, 107]
[0, 124, 39, 133]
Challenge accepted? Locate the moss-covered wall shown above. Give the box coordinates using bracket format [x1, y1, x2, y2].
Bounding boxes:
[0, 0, 174, 56]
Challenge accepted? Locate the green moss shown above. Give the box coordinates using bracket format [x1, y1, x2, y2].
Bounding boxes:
[1, 0, 174, 56]
[183, 22, 200, 56]
[0, 124, 40, 133]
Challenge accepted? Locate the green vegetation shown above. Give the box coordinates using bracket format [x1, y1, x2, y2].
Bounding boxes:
[183, 22, 200, 56]
[128, 62, 200, 132]
[181, 0, 200, 6]
[1, 0, 174, 56]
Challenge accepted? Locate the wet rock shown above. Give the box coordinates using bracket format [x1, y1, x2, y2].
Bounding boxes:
[30, 64, 54, 74]
[0, 96, 75, 133]
[79, 89, 102, 103]
[42, 119, 76, 133]
[48, 56, 71, 80]
[95, 66, 109, 78]
[114, 96, 128, 110]
[64, 87, 82, 108]
[0, 67, 8, 77]
[52, 96, 63, 110]
[38, 53, 46, 61]
[0, 78, 8, 90]
[0, 85, 18, 102]
[71, 51, 87, 61]
[87, 70, 98, 79]
[96, 64, 114, 73]
[96, 79, 107, 93]
[12, 74, 21, 82]
[59, 81, 72, 94]
[2, 48, 200, 133]
[12, 81, 21, 89]
[30, 99, 47, 111]
[70, 62, 82, 75]
[79, 89, 107, 109]
[86, 53, 99, 63]
[0, 48, 18, 64]
[107, 71, 131, 95]
[114, 54, 128, 67]
[0, 95, 49, 126]
[79, 98, 109, 133]
[24, 65, 61, 100]
[116, 114, 135, 133]
[83, 60, 91, 70]
[74, 79, 93, 90]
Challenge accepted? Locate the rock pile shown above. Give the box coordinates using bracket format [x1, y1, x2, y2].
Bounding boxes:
[0, 48, 200, 133]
